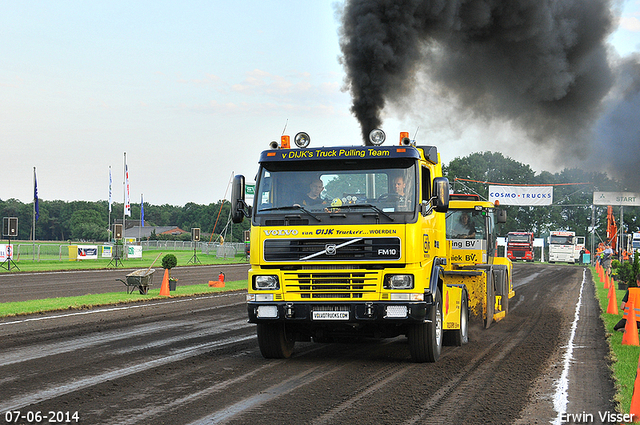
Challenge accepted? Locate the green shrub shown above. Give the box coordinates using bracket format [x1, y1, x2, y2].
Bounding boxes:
[161, 254, 178, 270]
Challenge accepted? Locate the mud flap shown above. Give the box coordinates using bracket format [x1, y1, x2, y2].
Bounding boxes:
[484, 271, 494, 329]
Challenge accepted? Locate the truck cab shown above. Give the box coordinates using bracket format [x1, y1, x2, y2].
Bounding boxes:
[506, 231, 535, 262]
[232, 130, 452, 362]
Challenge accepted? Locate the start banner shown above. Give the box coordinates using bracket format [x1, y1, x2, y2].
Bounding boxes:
[489, 185, 553, 206]
[593, 192, 640, 206]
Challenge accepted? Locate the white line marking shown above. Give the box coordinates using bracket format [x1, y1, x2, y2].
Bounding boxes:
[551, 268, 585, 425]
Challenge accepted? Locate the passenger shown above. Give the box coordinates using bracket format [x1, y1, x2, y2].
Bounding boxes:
[393, 176, 406, 199]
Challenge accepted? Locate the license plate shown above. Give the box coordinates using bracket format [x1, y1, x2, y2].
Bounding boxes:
[312, 311, 349, 320]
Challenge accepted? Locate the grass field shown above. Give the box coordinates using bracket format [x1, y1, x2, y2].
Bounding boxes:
[593, 266, 639, 416]
[0, 249, 247, 273]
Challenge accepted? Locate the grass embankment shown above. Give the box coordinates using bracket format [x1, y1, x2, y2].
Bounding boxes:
[2, 250, 246, 273]
[593, 266, 638, 415]
[0, 280, 248, 318]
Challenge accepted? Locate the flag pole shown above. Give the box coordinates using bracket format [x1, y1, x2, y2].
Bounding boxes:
[123, 152, 127, 258]
[33, 167, 36, 261]
[108, 166, 112, 242]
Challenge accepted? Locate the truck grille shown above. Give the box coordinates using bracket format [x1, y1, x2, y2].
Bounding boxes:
[283, 271, 379, 299]
[263, 237, 400, 262]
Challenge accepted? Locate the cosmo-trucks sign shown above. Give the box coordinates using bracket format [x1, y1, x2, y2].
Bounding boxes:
[488, 185, 553, 206]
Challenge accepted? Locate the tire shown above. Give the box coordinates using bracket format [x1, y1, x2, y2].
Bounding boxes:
[501, 273, 510, 314]
[484, 272, 494, 329]
[257, 323, 295, 359]
[444, 294, 469, 346]
[408, 291, 443, 362]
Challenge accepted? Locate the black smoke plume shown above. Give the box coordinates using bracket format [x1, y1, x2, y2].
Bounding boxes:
[339, 0, 640, 188]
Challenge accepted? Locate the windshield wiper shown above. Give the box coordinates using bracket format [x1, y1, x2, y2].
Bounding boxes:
[258, 205, 321, 222]
[330, 204, 394, 222]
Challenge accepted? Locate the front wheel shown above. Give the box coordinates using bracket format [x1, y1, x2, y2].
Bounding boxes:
[257, 323, 295, 359]
[408, 291, 443, 362]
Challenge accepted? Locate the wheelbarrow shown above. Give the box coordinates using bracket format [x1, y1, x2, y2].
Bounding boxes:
[117, 269, 156, 294]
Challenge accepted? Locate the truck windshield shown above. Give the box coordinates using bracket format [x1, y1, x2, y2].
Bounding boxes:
[254, 163, 417, 215]
[508, 235, 530, 243]
[550, 236, 574, 244]
[445, 210, 486, 240]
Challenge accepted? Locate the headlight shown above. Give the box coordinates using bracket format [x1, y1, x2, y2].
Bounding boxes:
[369, 129, 386, 145]
[253, 275, 279, 290]
[384, 274, 414, 290]
[294, 132, 311, 148]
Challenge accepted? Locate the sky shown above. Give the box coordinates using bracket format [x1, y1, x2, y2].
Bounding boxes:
[2, 1, 640, 206]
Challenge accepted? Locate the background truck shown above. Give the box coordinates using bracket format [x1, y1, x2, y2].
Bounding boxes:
[632, 232, 640, 254]
[445, 194, 514, 329]
[506, 231, 535, 262]
[548, 230, 584, 264]
[231, 130, 512, 363]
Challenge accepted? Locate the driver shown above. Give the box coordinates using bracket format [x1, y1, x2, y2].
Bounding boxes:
[301, 179, 326, 207]
[451, 212, 476, 239]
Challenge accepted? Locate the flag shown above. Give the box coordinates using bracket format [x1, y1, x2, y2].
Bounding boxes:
[124, 162, 131, 217]
[34, 168, 39, 222]
[141, 194, 144, 227]
[108, 166, 112, 212]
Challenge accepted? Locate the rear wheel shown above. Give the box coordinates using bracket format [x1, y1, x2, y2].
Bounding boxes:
[444, 295, 469, 346]
[484, 272, 495, 329]
[408, 291, 442, 362]
[501, 272, 510, 314]
[257, 323, 295, 359]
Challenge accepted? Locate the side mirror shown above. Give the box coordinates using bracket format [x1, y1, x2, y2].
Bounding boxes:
[432, 177, 450, 213]
[496, 209, 507, 224]
[231, 175, 250, 223]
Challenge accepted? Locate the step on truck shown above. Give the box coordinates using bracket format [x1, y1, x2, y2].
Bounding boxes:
[231, 130, 512, 362]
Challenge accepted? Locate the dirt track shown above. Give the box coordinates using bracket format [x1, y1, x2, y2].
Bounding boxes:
[0, 264, 250, 302]
[0, 264, 616, 424]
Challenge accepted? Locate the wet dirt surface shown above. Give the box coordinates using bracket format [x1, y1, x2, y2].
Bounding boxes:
[0, 264, 616, 424]
[0, 264, 250, 302]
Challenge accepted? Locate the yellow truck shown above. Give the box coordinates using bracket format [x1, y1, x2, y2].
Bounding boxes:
[231, 130, 512, 362]
[444, 194, 514, 334]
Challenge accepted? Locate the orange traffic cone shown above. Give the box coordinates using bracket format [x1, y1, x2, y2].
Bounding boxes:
[630, 353, 640, 421]
[606, 282, 618, 314]
[208, 272, 225, 288]
[159, 268, 171, 296]
[623, 301, 640, 347]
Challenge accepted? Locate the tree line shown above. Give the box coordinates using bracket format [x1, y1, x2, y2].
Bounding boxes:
[0, 198, 250, 243]
[443, 152, 639, 248]
[2, 151, 638, 245]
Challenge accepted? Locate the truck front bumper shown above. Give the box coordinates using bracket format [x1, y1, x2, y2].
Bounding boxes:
[247, 300, 432, 325]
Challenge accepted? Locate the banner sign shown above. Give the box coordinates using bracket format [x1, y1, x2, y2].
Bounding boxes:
[102, 245, 113, 258]
[0, 244, 13, 261]
[77, 245, 98, 260]
[128, 245, 143, 258]
[488, 185, 553, 206]
[593, 192, 640, 206]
